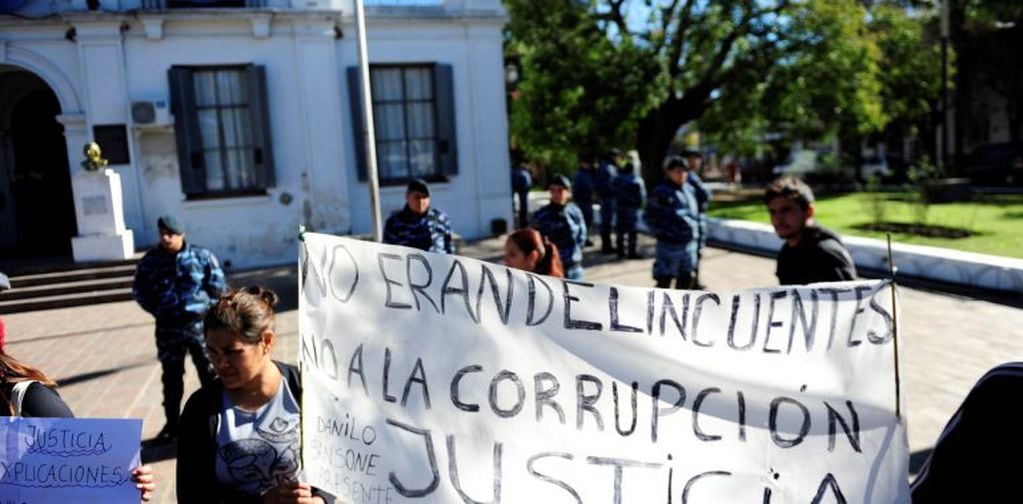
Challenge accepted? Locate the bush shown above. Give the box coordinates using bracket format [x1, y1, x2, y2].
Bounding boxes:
[860, 174, 888, 226]
[906, 156, 938, 225]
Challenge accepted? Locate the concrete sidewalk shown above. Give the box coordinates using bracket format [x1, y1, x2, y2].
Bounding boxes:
[3, 234, 1022, 502]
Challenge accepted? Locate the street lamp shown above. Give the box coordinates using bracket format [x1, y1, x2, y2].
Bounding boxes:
[504, 61, 520, 88]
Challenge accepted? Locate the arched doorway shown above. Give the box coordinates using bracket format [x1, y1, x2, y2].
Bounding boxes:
[0, 68, 76, 258]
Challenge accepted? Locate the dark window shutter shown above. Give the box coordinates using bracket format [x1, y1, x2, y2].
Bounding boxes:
[346, 66, 368, 182]
[433, 63, 458, 177]
[168, 66, 204, 195]
[247, 65, 275, 188]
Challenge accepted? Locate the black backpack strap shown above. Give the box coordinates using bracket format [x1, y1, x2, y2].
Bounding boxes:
[276, 361, 303, 402]
[203, 381, 223, 439]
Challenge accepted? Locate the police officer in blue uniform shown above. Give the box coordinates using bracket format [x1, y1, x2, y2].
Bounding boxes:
[596, 148, 621, 254]
[644, 156, 701, 289]
[611, 153, 646, 259]
[511, 163, 533, 230]
[572, 155, 597, 246]
[532, 174, 587, 280]
[133, 214, 227, 442]
[685, 150, 712, 287]
[383, 178, 455, 254]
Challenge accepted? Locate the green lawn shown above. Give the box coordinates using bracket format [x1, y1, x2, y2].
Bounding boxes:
[708, 192, 1023, 259]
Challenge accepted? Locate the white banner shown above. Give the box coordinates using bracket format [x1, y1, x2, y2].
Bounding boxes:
[0, 417, 142, 503]
[299, 233, 908, 503]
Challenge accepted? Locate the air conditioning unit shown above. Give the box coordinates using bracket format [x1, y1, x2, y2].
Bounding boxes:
[131, 99, 172, 127]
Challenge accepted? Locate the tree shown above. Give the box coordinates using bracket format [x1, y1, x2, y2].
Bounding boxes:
[504, 0, 659, 178]
[944, 0, 1023, 168]
[869, 3, 944, 168]
[955, 0, 1023, 147]
[506, 1, 903, 182]
[696, 1, 945, 178]
[628, 0, 798, 183]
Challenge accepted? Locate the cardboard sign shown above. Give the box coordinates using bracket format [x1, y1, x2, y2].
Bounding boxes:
[299, 233, 909, 503]
[0, 417, 142, 503]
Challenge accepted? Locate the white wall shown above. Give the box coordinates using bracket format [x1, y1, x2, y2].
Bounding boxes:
[0, 3, 509, 269]
[121, 15, 345, 268]
[339, 16, 512, 241]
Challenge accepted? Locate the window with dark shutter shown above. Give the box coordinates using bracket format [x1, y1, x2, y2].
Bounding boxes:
[168, 64, 274, 198]
[347, 63, 456, 185]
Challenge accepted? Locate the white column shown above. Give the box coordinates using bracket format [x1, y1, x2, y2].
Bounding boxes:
[73, 20, 129, 125]
[292, 18, 351, 233]
[466, 22, 512, 234]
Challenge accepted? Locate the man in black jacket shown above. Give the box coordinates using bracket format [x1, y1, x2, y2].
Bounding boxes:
[763, 176, 856, 285]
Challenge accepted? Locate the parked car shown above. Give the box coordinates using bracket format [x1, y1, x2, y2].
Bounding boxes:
[859, 155, 891, 179]
[772, 150, 819, 176]
[962, 142, 1023, 186]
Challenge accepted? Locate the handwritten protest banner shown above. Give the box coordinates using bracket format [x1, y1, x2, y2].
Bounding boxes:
[0, 417, 141, 503]
[299, 233, 909, 503]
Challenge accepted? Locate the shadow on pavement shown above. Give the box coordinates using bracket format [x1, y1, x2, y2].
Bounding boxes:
[7, 322, 153, 346]
[55, 359, 153, 388]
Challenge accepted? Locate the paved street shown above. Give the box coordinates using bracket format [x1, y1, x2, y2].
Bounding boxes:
[4, 234, 1022, 502]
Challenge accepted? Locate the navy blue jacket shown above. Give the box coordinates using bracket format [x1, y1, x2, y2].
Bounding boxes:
[573, 168, 597, 203]
[688, 172, 712, 247]
[596, 162, 618, 202]
[383, 205, 454, 254]
[532, 202, 587, 267]
[611, 171, 646, 228]
[644, 180, 700, 245]
[133, 243, 227, 328]
[512, 167, 532, 194]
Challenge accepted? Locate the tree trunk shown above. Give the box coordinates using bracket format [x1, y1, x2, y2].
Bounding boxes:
[1008, 97, 1022, 143]
[635, 97, 704, 190]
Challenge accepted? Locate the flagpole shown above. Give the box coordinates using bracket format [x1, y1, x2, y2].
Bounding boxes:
[354, 0, 383, 242]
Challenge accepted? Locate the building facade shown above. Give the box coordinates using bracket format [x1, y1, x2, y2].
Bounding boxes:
[0, 0, 511, 269]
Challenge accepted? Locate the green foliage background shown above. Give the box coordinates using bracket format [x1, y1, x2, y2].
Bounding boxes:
[504, 0, 949, 181]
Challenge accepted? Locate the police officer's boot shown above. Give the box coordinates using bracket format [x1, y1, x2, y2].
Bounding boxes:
[676, 271, 695, 290]
[601, 230, 615, 254]
[626, 231, 642, 259]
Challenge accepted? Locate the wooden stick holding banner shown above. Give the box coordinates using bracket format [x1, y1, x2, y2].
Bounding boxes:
[887, 233, 901, 419]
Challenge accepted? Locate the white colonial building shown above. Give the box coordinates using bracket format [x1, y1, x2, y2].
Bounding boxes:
[0, 0, 510, 269]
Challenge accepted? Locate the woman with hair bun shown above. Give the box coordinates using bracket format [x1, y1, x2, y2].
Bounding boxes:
[178, 286, 328, 503]
[504, 228, 565, 278]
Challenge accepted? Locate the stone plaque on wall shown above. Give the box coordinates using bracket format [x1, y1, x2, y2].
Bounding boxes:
[82, 195, 109, 216]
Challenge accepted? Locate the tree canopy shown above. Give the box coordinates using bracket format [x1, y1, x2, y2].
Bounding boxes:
[505, 0, 947, 182]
